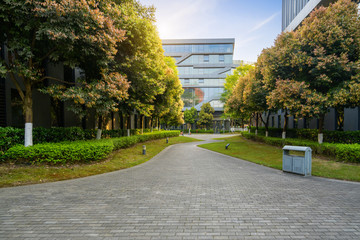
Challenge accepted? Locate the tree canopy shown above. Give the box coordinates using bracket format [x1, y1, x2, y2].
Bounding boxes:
[198, 103, 215, 129]
[0, 0, 126, 145]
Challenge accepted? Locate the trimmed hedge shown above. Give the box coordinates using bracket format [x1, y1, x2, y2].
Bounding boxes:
[0, 127, 158, 152]
[250, 127, 360, 144]
[4, 141, 114, 164]
[2, 131, 180, 164]
[241, 132, 359, 163]
[190, 129, 214, 134]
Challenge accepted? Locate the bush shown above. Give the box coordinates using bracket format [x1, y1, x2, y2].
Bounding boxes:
[249, 126, 360, 144]
[4, 141, 114, 164]
[0, 127, 24, 152]
[0, 127, 160, 151]
[2, 130, 180, 164]
[241, 132, 359, 163]
[335, 144, 360, 163]
[190, 129, 214, 134]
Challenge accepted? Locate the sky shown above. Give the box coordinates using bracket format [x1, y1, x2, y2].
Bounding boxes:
[138, 0, 283, 62]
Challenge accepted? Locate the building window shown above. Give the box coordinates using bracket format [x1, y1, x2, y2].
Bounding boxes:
[203, 55, 209, 62]
[198, 79, 204, 84]
[184, 79, 190, 84]
[219, 55, 224, 62]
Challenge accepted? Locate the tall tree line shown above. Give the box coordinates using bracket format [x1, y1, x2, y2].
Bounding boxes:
[0, 0, 184, 145]
[225, 0, 360, 142]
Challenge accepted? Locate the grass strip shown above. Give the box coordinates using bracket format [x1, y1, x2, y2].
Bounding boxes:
[199, 136, 360, 182]
[0, 136, 201, 188]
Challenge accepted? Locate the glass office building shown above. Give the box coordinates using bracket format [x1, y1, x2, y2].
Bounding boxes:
[162, 39, 236, 115]
[282, 0, 359, 32]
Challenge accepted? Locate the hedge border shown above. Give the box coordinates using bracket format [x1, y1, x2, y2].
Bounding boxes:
[241, 132, 360, 163]
[0, 127, 158, 152]
[2, 131, 180, 164]
[250, 127, 360, 144]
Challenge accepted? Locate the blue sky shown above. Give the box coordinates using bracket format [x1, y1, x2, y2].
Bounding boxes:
[138, 0, 283, 62]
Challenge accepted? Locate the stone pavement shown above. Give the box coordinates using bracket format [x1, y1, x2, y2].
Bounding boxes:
[1, 134, 360, 239]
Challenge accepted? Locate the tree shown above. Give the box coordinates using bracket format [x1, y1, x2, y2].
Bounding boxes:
[0, 0, 125, 146]
[113, 0, 167, 125]
[267, 0, 360, 142]
[197, 103, 215, 130]
[222, 64, 254, 124]
[43, 71, 130, 139]
[225, 73, 250, 128]
[184, 107, 197, 130]
[221, 64, 254, 103]
[153, 57, 184, 129]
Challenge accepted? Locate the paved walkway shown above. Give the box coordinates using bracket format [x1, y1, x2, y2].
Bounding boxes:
[1, 134, 360, 239]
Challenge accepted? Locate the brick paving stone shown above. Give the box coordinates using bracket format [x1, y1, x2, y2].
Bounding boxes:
[1, 134, 360, 239]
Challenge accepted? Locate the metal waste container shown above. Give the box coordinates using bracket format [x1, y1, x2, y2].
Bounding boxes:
[282, 145, 312, 176]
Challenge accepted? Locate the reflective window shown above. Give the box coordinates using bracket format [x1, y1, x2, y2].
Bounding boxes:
[178, 67, 223, 75]
[203, 55, 209, 62]
[182, 87, 224, 108]
[219, 55, 224, 62]
[198, 79, 204, 83]
[163, 44, 233, 53]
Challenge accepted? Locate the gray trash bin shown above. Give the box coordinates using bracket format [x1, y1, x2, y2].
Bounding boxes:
[282, 145, 312, 176]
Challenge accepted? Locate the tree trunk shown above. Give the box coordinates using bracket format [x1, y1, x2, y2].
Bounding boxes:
[150, 117, 153, 132]
[318, 113, 325, 144]
[141, 115, 144, 134]
[260, 111, 271, 137]
[120, 113, 124, 130]
[282, 109, 288, 139]
[255, 113, 259, 135]
[127, 114, 131, 136]
[96, 115, 102, 140]
[24, 82, 33, 147]
[111, 112, 114, 130]
[265, 112, 270, 137]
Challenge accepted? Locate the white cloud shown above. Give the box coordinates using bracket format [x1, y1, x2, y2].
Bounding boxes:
[249, 12, 280, 33]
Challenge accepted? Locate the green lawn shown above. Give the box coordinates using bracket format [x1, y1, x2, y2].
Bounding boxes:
[199, 136, 360, 182]
[0, 136, 201, 188]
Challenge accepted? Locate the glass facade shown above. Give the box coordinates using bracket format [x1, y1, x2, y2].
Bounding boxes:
[182, 88, 223, 108]
[162, 39, 235, 111]
[163, 44, 233, 53]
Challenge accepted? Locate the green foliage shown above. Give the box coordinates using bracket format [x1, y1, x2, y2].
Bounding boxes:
[241, 132, 360, 163]
[155, 57, 184, 126]
[2, 131, 180, 164]
[114, 0, 166, 117]
[4, 141, 114, 164]
[197, 103, 215, 129]
[221, 64, 254, 103]
[335, 144, 360, 163]
[190, 129, 214, 134]
[0, 127, 24, 152]
[249, 126, 360, 144]
[0, 127, 167, 152]
[184, 107, 197, 125]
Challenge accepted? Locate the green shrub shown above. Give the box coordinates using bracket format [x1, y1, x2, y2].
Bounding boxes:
[335, 144, 360, 163]
[4, 141, 114, 164]
[0, 127, 158, 151]
[190, 129, 214, 134]
[2, 130, 180, 164]
[0, 127, 24, 152]
[249, 126, 360, 144]
[241, 132, 360, 163]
